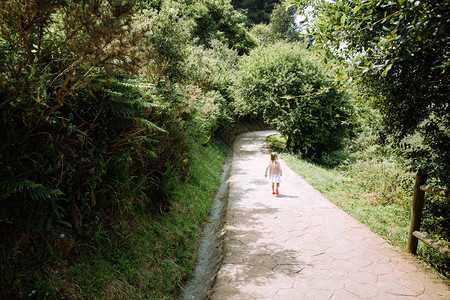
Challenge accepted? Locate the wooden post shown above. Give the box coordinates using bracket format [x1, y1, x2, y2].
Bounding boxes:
[406, 170, 427, 254]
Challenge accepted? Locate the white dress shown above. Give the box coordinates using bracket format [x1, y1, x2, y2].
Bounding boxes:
[268, 174, 282, 184]
[266, 161, 282, 183]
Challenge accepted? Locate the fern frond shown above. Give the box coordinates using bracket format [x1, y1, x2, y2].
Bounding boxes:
[131, 117, 167, 133]
[108, 98, 138, 117]
[140, 100, 159, 108]
[117, 80, 155, 89]
[0, 177, 63, 201]
[100, 87, 123, 97]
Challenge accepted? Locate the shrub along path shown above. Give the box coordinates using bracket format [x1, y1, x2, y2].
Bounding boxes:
[210, 131, 450, 300]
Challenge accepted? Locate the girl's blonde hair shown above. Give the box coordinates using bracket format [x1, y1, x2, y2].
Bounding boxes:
[270, 152, 278, 164]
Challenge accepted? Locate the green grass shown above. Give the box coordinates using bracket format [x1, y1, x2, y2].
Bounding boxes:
[281, 154, 411, 246]
[36, 138, 229, 299]
[267, 134, 450, 279]
[266, 134, 287, 153]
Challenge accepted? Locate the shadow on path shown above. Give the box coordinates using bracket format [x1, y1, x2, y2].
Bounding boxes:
[210, 130, 450, 300]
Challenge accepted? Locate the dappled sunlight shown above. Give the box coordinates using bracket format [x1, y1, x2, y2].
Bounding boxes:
[211, 130, 450, 299]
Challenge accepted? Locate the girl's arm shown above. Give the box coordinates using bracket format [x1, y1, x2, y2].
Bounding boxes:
[265, 163, 270, 177]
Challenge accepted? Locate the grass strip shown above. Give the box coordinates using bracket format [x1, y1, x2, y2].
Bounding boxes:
[45, 138, 229, 299]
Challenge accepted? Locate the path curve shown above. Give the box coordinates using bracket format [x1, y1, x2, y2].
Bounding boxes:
[210, 131, 450, 300]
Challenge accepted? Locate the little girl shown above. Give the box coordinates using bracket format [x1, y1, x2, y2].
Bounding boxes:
[265, 152, 282, 195]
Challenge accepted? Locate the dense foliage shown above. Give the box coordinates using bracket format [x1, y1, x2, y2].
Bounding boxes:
[291, 0, 450, 188]
[187, 0, 257, 55]
[232, 42, 352, 163]
[231, 0, 281, 25]
[0, 1, 232, 298]
[269, 3, 301, 42]
[0, 0, 141, 118]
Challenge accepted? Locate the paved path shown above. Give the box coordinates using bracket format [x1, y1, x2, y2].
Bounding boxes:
[210, 131, 450, 300]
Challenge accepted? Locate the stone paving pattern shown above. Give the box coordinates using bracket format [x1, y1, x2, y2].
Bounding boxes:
[210, 131, 450, 300]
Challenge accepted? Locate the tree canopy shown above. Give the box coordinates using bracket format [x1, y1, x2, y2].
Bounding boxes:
[187, 0, 257, 55]
[290, 0, 450, 187]
[231, 0, 281, 24]
[0, 0, 142, 118]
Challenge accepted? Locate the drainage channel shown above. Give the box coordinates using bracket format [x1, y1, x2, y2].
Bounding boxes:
[181, 151, 232, 300]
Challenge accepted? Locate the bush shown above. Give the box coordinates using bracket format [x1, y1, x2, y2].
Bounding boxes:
[232, 41, 353, 161]
[1, 77, 184, 229]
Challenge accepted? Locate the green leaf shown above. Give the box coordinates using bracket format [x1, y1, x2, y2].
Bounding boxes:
[352, 5, 362, 13]
[341, 14, 347, 25]
[381, 63, 393, 78]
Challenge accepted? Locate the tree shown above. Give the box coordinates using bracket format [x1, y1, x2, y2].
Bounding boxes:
[290, 0, 450, 187]
[0, 0, 199, 239]
[0, 0, 142, 119]
[232, 41, 352, 162]
[139, 1, 191, 82]
[269, 3, 300, 42]
[187, 0, 257, 55]
[231, 0, 281, 24]
[309, 0, 449, 130]
[249, 3, 300, 47]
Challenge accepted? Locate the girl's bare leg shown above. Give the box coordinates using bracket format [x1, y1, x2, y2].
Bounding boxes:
[271, 183, 275, 193]
[276, 183, 280, 195]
